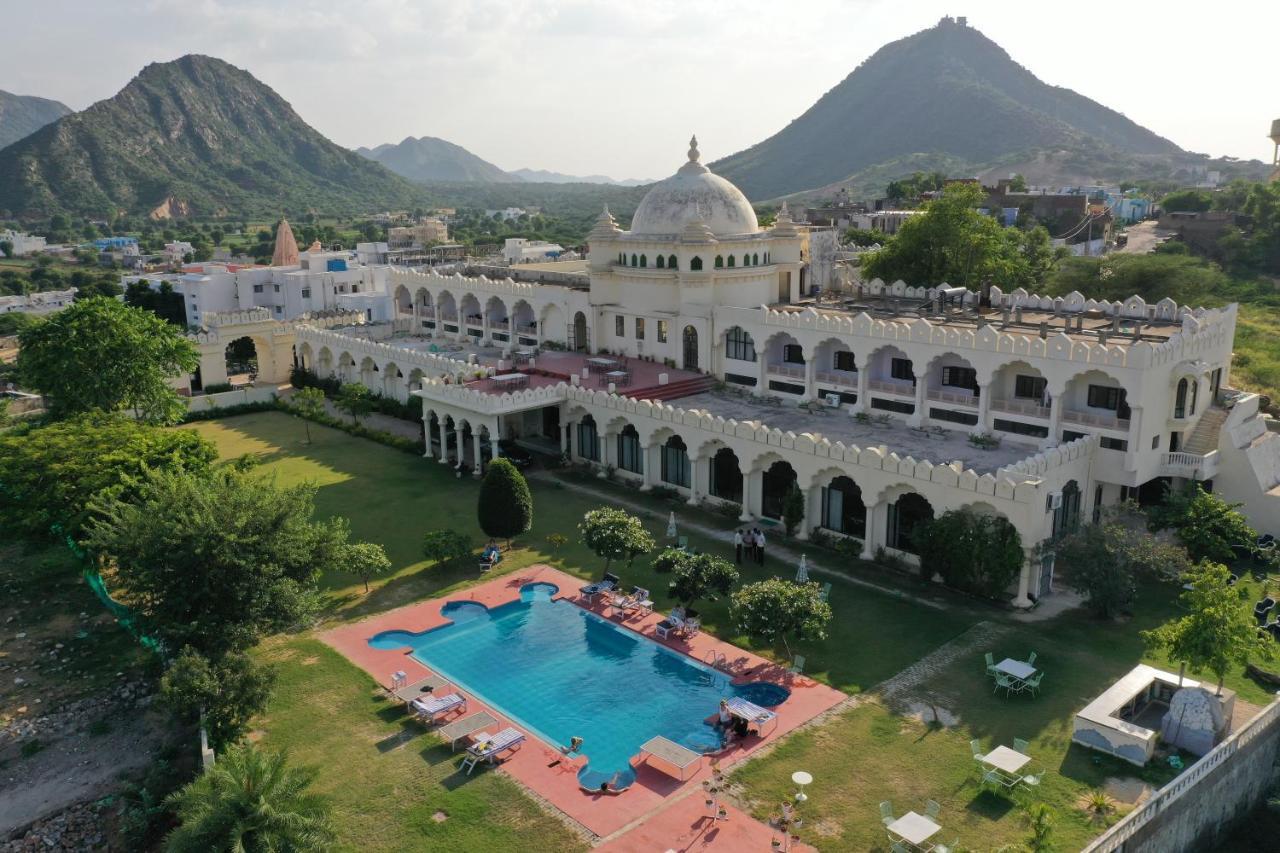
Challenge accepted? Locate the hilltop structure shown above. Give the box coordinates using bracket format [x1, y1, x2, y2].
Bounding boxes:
[192, 140, 1280, 607]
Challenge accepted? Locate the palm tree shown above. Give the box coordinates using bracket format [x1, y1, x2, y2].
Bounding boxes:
[166, 744, 334, 852]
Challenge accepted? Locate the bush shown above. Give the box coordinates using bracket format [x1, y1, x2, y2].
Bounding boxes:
[913, 509, 1024, 599]
[651, 546, 688, 574]
[422, 529, 473, 564]
[180, 400, 279, 422]
[1149, 483, 1256, 564]
[477, 458, 533, 545]
[199, 382, 233, 394]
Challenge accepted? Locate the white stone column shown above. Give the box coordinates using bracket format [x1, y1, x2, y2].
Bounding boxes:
[686, 454, 702, 506]
[639, 443, 656, 492]
[860, 500, 884, 560]
[973, 381, 992, 435]
[1012, 552, 1035, 609]
[561, 422, 572, 456]
[856, 367, 870, 414]
[755, 355, 768, 397]
[422, 409, 435, 459]
[737, 461, 753, 522]
[471, 426, 483, 477]
[908, 377, 927, 427]
[438, 418, 453, 465]
[1043, 384, 1064, 448]
[452, 421, 464, 468]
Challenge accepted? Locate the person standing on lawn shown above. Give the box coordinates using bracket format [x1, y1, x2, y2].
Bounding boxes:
[733, 529, 743, 564]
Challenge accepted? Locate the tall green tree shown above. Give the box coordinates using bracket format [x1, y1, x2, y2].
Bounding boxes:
[17, 296, 198, 423]
[161, 648, 275, 752]
[668, 553, 739, 612]
[0, 413, 216, 539]
[84, 467, 358, 660]
[1142, 562, 1273, 693]
[477, 457, 533, 547]
[578, 507, 654, 575]
[344, 541, 391, 594]
[781, 484, 805, 537]
[166, 744, 334, 853]
[290, 387, 327, 444]
[1057, 511, 1192, 618]
[16, 295, 197, 422]
[1149, 483, 1255, 564]
[731, 578, 833, 658]
[335, 382, 373, 426]
[913, 509, 1024, 598]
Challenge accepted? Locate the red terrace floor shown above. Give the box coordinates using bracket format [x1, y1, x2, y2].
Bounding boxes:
[599, 795, 816, 853]
[321, 566, 846, 841]
[463, 350, 713, 401]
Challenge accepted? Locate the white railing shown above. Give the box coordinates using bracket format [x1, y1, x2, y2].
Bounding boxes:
[990, 399, 1050, 419]
[1062, 409, 1130, 431]
[767, 363, 806, 380]
[489, 319, 510, 330]
[1082, 698, 1280, 852]
[815, 370, 858, 389]
[867, 379, 915, 398]
[1161, 450, 1219, 480]
[926, 389, 978, 408]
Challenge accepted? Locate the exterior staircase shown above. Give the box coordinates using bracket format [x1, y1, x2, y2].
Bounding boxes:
[627, 374, 716, 402]
[1183, 406, 1229, 455]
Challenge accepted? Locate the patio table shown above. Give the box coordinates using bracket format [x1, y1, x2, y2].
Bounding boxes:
[886, 811, 940, 848]
[586, 357, 620, 373]
[492, 372, 528, 389]
[982, 745, 1031, 775]
[605, 370, 630, 386]
[995, 658, 1036, 680]
[639, 735, 703, 781]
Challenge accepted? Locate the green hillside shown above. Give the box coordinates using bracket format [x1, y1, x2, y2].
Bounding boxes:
[357, 136, 519, 183]
[0, 90, 71, 150]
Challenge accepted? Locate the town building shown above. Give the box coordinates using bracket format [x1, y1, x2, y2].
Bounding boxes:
[503, 238, 566, 264]
[0, 288, 77, 316]
[197, 139, 1280, 609]
[0, 229, 47, 257]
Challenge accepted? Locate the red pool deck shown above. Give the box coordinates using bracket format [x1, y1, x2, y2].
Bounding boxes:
[598, 796, 816, 853]
[320, 566, 846, 840]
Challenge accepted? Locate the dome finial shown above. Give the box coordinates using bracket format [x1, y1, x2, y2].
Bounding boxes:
[688, 135, 700, 163]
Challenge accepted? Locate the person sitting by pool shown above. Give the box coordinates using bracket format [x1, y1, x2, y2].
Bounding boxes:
[479, 540, 502, 570]
[560, 736, 583, 757]
[716, 699, 732, 730]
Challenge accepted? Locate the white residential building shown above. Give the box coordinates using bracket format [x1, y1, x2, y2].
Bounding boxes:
[0, 229, 47, 257]
[503, 238, 565, 264]
[0, 288, 77, 315]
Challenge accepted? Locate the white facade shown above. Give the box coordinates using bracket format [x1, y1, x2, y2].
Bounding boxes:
[266, 139, 1280, 609]
[0, 287, 76, 315]
[503, 238, 565, 264]
[0, 229, 47, 257]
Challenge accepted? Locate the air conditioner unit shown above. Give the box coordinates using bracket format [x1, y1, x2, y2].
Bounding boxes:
[824, 393, 841, 408]
[1049, 491, 1063, 510]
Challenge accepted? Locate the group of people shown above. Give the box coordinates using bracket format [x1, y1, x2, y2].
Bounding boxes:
[732, 527, 767, 566]
[716, 699, 751, 740]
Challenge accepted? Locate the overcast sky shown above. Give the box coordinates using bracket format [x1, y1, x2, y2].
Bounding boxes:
[2, 0, 1274, 180]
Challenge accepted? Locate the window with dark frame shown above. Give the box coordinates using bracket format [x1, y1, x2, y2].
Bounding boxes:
[657, 320, 668, 343]
[725, 327, 756, 361]
[941, 366, 977, 391]
[782, 344, 805, 364]
[890, 357, 914, 382]
[834, 351, 856, 372]
[615, 315, 625, 336]
[635, 317, 645, 340]
[1014, 375, 1046, 400]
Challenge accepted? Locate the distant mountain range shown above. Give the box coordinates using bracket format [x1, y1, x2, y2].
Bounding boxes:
[713, 17, 1192, 200]
[507, 168, 654, 187]
[356, 136, 518, 184]
[0, 90, 71, 150]
[0, 55, 423, 219]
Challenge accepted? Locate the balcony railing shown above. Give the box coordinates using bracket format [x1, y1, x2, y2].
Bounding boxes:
[516, 322, 537, 334]
[867, 379, 915, 398]
[926, 388, 978, 408]
[1162, 450, 1219, 480]
[489, 319, 510, 330]
[1062, 409, 1130, 431]
[767, 363, 806, 380]
[991, 398, 1050, 419]
[815, 370, 858, 389]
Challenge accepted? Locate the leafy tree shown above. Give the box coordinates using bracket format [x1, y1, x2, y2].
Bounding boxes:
[913, 509, 1024, 598]
[1025, 803, 1056, 852]
[165, 744, 334, 853]
[1149, 483, 1255, 563]
[1043, 253, 1230, 306]
[290, 387, 327, 444]
[343, 541, 391, 593]
[781, 484, 805, 537]
[0, 240, 12, 258]
[124, 280, 187, 327]
[421, 529, 473, 564]
[1160, 189, 1213, 213]
[578, 507, 654, 575]
[885, 171, 947, 202]
[1057, 511, 1192, 618]
[161, 647, 275, 752]
[84, 467, 356, 660]
[1142, 562, 1273, 693]
[651, 546, 687, 575]
[669, 553, 739, 612]
[0, 413, 216, 538]
[842, 228, 887, 247]
[1008, 174, 1028, 193]
[0, 311, 39, 336]
[477, 457, 533, 546]
[17, 296, 198, 423]
[335, 382, 373, 425]
[731, 578, 833, 658]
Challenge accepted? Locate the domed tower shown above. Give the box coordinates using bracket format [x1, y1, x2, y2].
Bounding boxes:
[628, 136, 759, 238]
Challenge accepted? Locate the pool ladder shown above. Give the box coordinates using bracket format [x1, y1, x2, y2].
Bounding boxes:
[704, 652, 730, 690]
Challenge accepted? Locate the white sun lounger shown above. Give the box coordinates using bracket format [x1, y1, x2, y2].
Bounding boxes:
[410, 692, 466, 723]
[726, 696, 778, 736]
[460, 727, 526, 774]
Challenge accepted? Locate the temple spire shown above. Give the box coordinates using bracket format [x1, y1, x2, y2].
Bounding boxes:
[271, 217, 300, 266]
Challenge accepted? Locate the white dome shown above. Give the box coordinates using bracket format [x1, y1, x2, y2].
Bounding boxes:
[629, 137, 759, 238]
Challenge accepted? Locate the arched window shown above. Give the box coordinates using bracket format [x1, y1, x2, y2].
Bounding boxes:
[661, 435, 690, 488]
[821, 476, 866, 537]
[656, 255, 665, 268]
[618, 252, 625, 264]
[1174, 378, 1188, 419]
[667, 254, 677, 269]
[639, 254, 647, 268]
[577, 415, 600, 462]
[714, 255, 724, 269]
[1053, 480, 1082, 539]
[752, 253, 759, 266]
[617, 425, 643, 474]
[690, 257, 703, 271]
[725, 326, 756, 362]
[727, 255, 735, 268]
[630, 253, 638, 267]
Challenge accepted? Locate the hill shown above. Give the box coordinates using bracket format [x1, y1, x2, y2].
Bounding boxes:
[508, 168, 653, 187]
[712, 17, 1185, 199]
[357, 136, 519, 183]
[0, 91, 71, 150]
[0, 55, 424, 219]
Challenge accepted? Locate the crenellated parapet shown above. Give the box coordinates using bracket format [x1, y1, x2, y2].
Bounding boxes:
[389, 268, 541, 300]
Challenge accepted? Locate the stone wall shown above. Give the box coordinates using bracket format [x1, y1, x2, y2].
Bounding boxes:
[1083, 697, 1280, 853]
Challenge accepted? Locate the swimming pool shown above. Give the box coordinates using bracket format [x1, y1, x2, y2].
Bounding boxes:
[369, 582, 789, 789]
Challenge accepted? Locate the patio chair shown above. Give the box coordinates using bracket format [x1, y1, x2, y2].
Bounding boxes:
[1013, 737, 1030, 754]
[934, 838, 960, 853]
[819, 581, 832, 601]
[1026, 651, 1037, 667]
[579, 572, 621, 600]
[879, 801, 894, 827]
[981, 769, 1003, 788]
[682, 616, 701, 638]
[970, 739, 984, 761]
[789, 655, 806, 675]
[460, 727, 525, 775]
[890, 843, 909, 853]
[993, 672, 1019, 696]
[984, 652, 997, 676]
[1020, 671, 1045, 697]
[677, 535, 689, 551]
[925, 799, 941, 820]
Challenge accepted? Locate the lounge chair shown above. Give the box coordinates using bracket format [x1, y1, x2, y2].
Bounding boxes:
[984, 652, 997, 676]
[437, 711, 499, 750]
[1013, 737, 1030, 753]
[1025, 651, 1037, 667]
[879, 800, 894, 827]
[460, 727, 525, 774]
[1255, 598, 1276, 625]
[819, 582, 832, 601]
[630, 586, 654, 613]
[925, 799, 941, 820]
[478, 546, 503, 572]
[789, 655, 805, 675]
[579, 572, 621, 600]
[411, 692, 466, 724]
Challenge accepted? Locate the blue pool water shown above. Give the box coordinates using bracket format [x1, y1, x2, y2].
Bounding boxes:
[370, 582, 789, 789]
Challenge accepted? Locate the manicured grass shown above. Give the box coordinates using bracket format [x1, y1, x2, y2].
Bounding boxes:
[252, 636, 585, 853]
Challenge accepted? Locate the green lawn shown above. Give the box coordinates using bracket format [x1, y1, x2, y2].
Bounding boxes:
[181, 412, 1279, 852]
